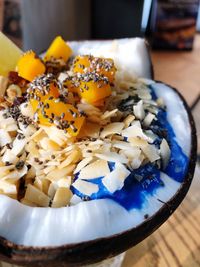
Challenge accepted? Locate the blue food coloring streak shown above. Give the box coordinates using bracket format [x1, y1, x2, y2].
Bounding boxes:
[71, 85, 189, 210]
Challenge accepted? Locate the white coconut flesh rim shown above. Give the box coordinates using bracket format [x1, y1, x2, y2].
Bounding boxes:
[0, 39, 191, 247]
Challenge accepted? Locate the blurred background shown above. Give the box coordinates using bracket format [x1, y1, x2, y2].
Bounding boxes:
[0, 1, 200, 266]
[0, 0, 200, 52]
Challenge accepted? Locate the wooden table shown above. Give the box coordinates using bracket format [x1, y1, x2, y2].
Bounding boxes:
[122, 35, 200, 267]
[150, 35, 200, 106]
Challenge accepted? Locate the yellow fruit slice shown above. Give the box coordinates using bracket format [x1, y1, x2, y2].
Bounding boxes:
[0, 32, 22, 76]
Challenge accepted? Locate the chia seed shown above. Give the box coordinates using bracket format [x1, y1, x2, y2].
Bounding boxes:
[15, 161, 25, 170]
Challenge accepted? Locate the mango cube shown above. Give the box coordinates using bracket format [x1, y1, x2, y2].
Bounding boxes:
[45, 36, 72, 62]
[17, 51, 46, 82]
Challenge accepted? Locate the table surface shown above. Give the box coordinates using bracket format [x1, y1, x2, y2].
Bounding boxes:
[0, 36, 200, 267]
[122, 35, 200, 267]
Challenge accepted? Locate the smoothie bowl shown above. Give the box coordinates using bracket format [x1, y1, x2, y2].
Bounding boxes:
[0, 34, 197, 266]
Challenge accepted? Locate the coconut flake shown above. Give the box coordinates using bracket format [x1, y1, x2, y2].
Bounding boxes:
[18, 123, 36, 137]
[142, 144, 160, 163]
[58, 72, 69, 83]
[72, 179, 99, 196]
[0, 180, 17, 194]
[73, 157, 93, 174]
[79, 159, 110, 179]
[70, 194, 82, 205]
[2, 165, 28, 181]
[42, 126, 68, 146]
[123, 114, 135, 127]
[133, 100, 145, 120]
[136, 88, 151, 99]
[57, 177, 72, 188]
[95, 152, 128, 164]
[120, 147, 141, 160]
[24, 184, 50, 207]
[2, 149, 18, 164]
[51, 187, 72, 208]
[0, 129, 12, 146]
[102, 163, 130, 193]
[143, 112, 155, 127]
[160, 138, 171, 169]
[100, 122, 124, 138]
[101, 109, 118, 120]
[0, 76, 8, 97]
[130, 158, 142, 169]
[122, 121, 151, 142]
[11, 136, 27, 156]
[20, 102, 34, 119]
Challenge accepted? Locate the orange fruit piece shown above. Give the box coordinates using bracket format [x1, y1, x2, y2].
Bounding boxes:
[17, 51, 45, 82]
[78, 79, 111, 104]
[72, 55, 116, 83]
[44, 36, 72, 62]
[30, 98, 85, 136]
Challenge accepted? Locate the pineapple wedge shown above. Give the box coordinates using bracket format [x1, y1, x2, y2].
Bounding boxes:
[0, 32, 22, 76]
